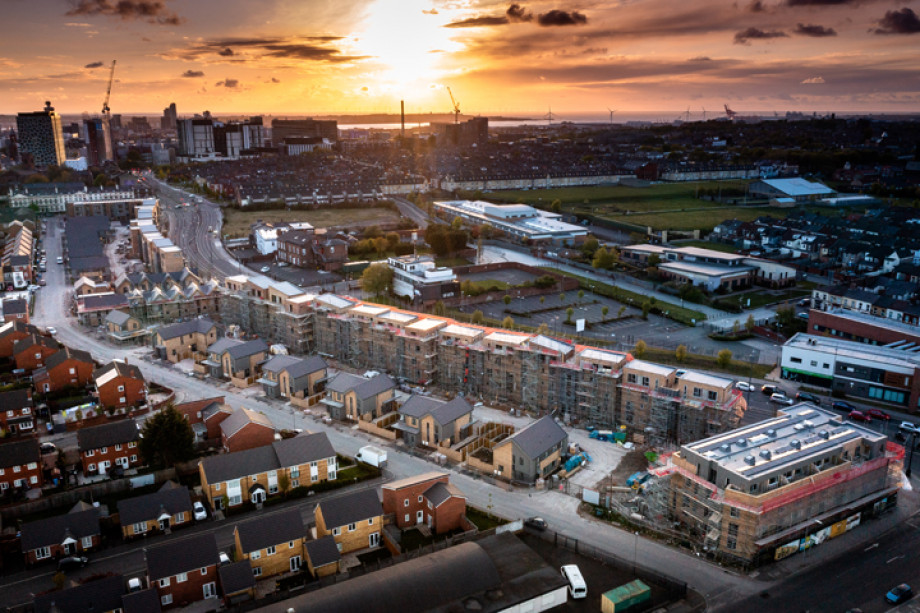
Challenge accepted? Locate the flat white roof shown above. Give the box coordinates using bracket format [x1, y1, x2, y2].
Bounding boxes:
[679, 370, 732, 389]
[351, 305, 389, 317]
[407, 318, 446, 332]
[529, 335, 572, 355]
[578, 348, 627, 365]
[380, 311, 417, 325]
[760, 177, 834, 197]
[624, 359, 676, 377]
[315, 294, 353, 309]
[674, 246, 746, 262]
[660, 261, 753, 278]
[485, 332, 529, 346]
[440, 324, 483, 339]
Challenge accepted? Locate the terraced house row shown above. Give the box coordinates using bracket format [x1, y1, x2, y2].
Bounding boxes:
[217, 275, 747, 443]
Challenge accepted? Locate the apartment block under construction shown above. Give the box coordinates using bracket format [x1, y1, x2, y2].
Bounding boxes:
[663, 404, 902, 566]
[217, 275, 746, 443]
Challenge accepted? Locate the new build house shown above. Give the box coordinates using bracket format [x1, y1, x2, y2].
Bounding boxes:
[20, 503, 101, 564]
[234, 508, 306, 579]
[118, 481, 194, 539]
[145, 532, 220, 608]
[314, 488, 384, 554]
[321, 372, 396, 422]
[257, 354, 327, 401]
[77, 419, 142, 476]
[381, 472, 467, 534]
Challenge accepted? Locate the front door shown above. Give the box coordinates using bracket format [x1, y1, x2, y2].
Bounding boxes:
[203, 581, 216, 599]
[159, 519, 169, 530]
[290, 556, 301, 572]
[369, 532, 380, 548]
[252, 490, 265, 504]
[416, 510, 424, 525]
[63, 542, 75, 555]
[117, 456, 129, 468]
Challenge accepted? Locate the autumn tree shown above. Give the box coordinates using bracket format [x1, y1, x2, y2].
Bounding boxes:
[360, 263, 393, 298]
[675, 344, 688, 363]
[634, 340, 647, 358]
[717, 349, 733, 368]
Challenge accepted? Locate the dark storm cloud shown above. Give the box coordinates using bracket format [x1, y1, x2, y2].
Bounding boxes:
[215, 78, 239, 87]
[261, 44, 367, 62]
[181, 69, 204, 77]
[507, 4, 533, 22]
[445, 15, 510, 27]
[84, 61, 104, 68]
[872, 8, 920, 34]
[734, 27, 788, 43]
[537, 10, 588, 26]
[794, 23, 837, 36]
[65, 0, 184, 25]
[217, 47, 234, 56]
[161, 36, 362, 64]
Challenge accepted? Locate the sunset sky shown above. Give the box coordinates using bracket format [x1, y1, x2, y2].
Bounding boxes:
[2, 0, 919, 117]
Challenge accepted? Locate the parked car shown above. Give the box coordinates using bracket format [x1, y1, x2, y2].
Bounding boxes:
[735, 381, 756, 392]
[798, 299, 810, 307]
[832, 400, 856, 412]
[219, 551, 231, 565]
[46, 327, 57, 335]
[848, 410, 872, 423]
[899, 422, 920, 436]
[57, 556, 88, 572]
[56, 257, 64, 264]
[795, 392, 821, 405]
[797, 312, 809, 321]
[193, 501, 207, 521]
[525, 517, 548, 531]
[865, 409, 890, 421]
[127, 577, 145, 593]
[761, 384, 778, 395]
[40, 442, 57, 455]
[260, 266, 271, 273]
[770, 393, 795, 406]
[886, 583, 913, 605]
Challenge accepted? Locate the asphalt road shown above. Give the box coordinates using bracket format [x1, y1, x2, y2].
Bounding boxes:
[391, 195, 431, 229]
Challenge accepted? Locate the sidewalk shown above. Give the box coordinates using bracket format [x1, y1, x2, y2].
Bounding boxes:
[754, 481, 920, 582]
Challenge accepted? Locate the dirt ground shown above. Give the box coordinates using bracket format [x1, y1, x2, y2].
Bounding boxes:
[223, 207, 401, 237]
[606, 449, 651, 487]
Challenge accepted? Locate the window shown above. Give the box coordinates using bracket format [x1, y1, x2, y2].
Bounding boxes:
[86, 449, 95, 457]
[289, 541, 295, 549]
[161, 595, 173, 606]
[177, 572, 188, 583]
[810, 361, 818, 367]
[693, 387, 702, 398]
[119, 397, 126, 404]
[417, 495, 423, 503]
[312, 473, 318, 483]
[82, 536, 93, 548]
[726, 537, 737, 550]
[292, 479, 299, 487]
[159, 578, 170, 587]
[627, 373, 637, 383]
[404, 514, 410, 523]
[130, 455, 137, 462]
[404, 499, 409, 507]
[128, 441, 137, 448]
[118, 385, 125, 392]
[368, 518, 374, 526]
[201, 567, 207, 575]
[214, 483, 221, 491]
[290, 468, 299, 478]
[133, 522, 147, 534]
[100, 447, 107, 454]
[115, 444, 122, 451]
[250, 550, 261, 560]
[27, 462, 37, 470]
[35, 546, 51, 560]
[730, 508, 740, 518]
[174, 513, 185, 524]
[266, 546, 276, 556]
[641, 377, 650, 387]
[728, 523, 739, 537]
[348, 523, 356, 532]
[88, 463, 96, 472]
[791, 357, 802, 364]
[332, 527, 341, 536]
[708, 391, 718, 401]
[30, 475, 38, 484]
[253, 567, 262, 577]
[69, 368, 76, 375]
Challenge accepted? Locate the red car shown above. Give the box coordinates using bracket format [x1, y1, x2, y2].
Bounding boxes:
[866, 408, 890, 421]
[848, 410, 872, 423]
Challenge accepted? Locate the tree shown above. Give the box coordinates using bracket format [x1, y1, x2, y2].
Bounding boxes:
[593, 246, 615, 269]
[602, 306, 609, 318]
[550, 199, 562, 213]
[502, 316, 514, 329]
[433, 300, 447, 316]
[139, 406, 196, 469]
[540, 296, 545, 304]
[278, 472, 291, 496]
[641, 302, 650, 320]
[471, 310, 484, 325]
[565, 307, 574, 323]
[577, 290, 585, 301]
[503, 295, 512, 305]
[675, 344, 688, 363]
[386, 232, 400, 249]
[581, 236, 599, 258]
[746, 314, 755, 332]
[373, 237, 388, 257]
[732, 319, 741, 335]
[451, 216, 464, 231]
[634, 340, 647, 359]
[717, 349, 733, 368]
[363, 225, 382, 239]
[618, 305, 627, 318]
[559, 293, 566, 303]
[360, 263, 393, 298]
[537, 323, 550, 335]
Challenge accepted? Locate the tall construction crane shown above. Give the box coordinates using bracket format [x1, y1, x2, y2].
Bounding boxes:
[446, 86, 461, 124]
[102, 60, 116, 119]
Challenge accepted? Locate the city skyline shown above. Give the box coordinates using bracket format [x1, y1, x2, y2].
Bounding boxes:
[1, 0, 919, 116]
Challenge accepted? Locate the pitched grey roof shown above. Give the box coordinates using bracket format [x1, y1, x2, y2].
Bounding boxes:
[21, 508, 101, 550]
[219, 561, 255, 595]
[208, 337, 240, 355]
[93, 360, 144, 383]
[82, 293, 130, 310]
[220, 408, 274, 439]
[355, 374, 395, 400]
[201, 432, 335, 484]
[33, 574, 124, 613]
[117, 484, 192, 525]
[44, 346, 94, 371]
[121, 587, 163, 613]
[77, 419, 139, 451]
[430, 397, 472, 426]
[0, 388, 32, 412]
[235, 508, 304, 553]
[259, 354, 301, 374]
[399, 395, 443, 419]
[0, 438, 40, 468]
[305, 536, 340, 568]
[226, 338, 269, 359]
[325, 372, 366, 394]
[105, 310, 133, 326]
[507, 416, 567, 459]
[145, 532, 218, 580]
[261, 354, 326, 379]
[424, 481, 462, 508]
[318, 488, 382, 529]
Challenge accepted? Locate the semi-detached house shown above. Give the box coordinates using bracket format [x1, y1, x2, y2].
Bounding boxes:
[118, 481, 194, 539]
[145, 532, 219, 608]
[314, 488, 384, 554]
[77, 419, 142, 476]
[20, 502, 101, 565]
[234, 508, 306, 579]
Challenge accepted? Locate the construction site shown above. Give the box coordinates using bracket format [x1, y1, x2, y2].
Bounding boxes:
[215, 274, 747, 446]
[594, 404, 904, 568]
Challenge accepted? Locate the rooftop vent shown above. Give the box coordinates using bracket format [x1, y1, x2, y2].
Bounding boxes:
[720, 444, 731, 453]
[759, 449, 772, 460]
[735, 438, 747, 447]
[766, 429, 777, 437]
[744, 455, 755, 466]
[804, 420, 815, 429]
[790, 439, 801, 450]
[818, 430, 830, 440]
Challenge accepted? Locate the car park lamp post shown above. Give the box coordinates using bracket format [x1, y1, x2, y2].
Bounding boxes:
[907, 432, 916, 479]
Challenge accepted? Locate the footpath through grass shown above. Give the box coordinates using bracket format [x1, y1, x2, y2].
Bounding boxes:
[545, 269, 707, 326]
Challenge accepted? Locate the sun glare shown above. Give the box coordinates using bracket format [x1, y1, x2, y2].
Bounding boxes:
[351, 0, 460, 94]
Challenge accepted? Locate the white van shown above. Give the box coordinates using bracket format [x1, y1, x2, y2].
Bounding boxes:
[561, 564, 587, 599]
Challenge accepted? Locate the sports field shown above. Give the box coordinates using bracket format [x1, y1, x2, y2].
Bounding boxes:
[223, 207, 400, 238]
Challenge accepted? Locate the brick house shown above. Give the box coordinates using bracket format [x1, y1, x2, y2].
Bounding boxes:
[93, 360, 147, 410]
[0, 388, 35, 435]
[396, 396, 473, 449]
[218, 561, 256, 607]
[153, 317, 219, 363]
[381, 472, 467, 535]
[277, 230, 348, 271]
[145, 532, 220, 608]
[199, 432, 336, 510]
[203, 337, 269, 383]
[0, 320, 39, 358]
[321, 372, 396, 422]
[220, 408, 275, 453]
[0, 438, 43, 496]
[32, 574, 128, 613]
[12, 333, 60, 372]
[118, 481, 194, 539]
[1, 298, 29, 324]
[174, 396, 228, 442]
[20, 503, 101, 564]
[304, 536, 341, 578]
[77, 419, 142, 476]
[491, 415, 568, 483]
[32, 346, 95, 394]
[314, 488, 384, 554]
[234, 508, 306, 579]
[257, 354, 328, 401]
[104, 310, 145, 343]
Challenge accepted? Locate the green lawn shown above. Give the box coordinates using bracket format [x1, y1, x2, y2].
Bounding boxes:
[223, 207, 401, 238]
[485, 181, 751, 209]
[466, 507, 507, 531]
[638, 347, 773, 379]
[614, 206, 783, 232]
[732, 287, 812, 310]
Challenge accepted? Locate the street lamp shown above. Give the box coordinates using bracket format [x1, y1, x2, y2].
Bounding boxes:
[907, 432, 916, 478]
